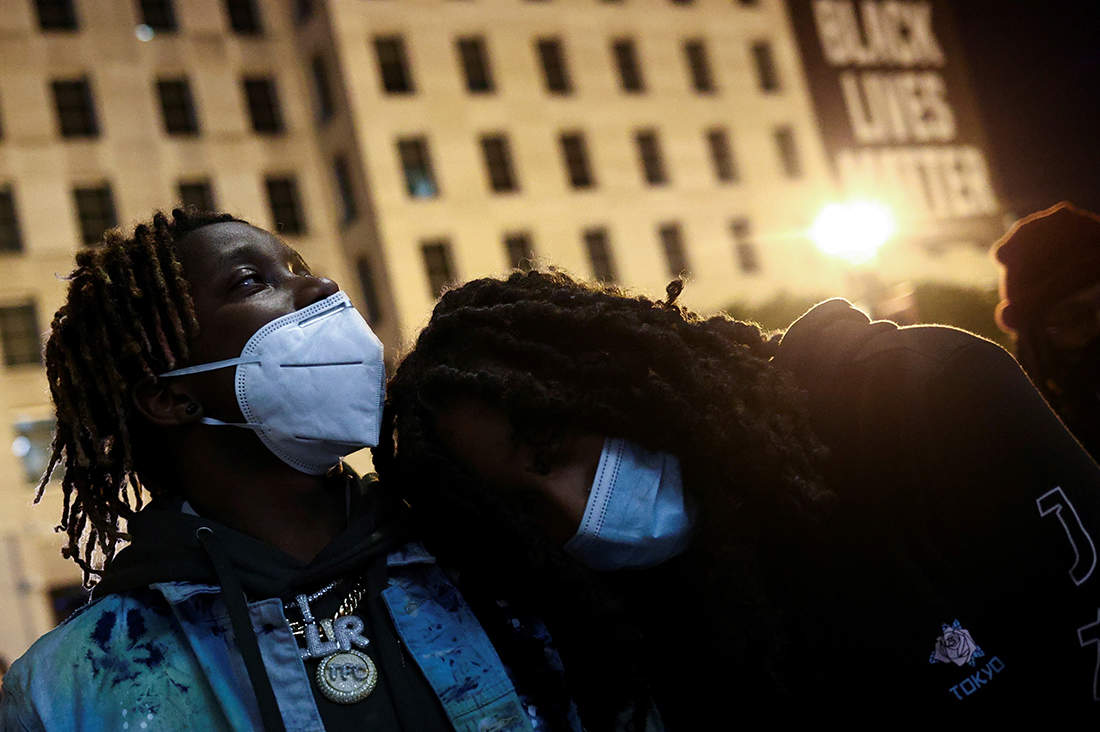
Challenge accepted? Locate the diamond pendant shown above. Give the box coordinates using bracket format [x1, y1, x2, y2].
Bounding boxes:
[293, 592, 379, 704]
[316, 649, 379, 704]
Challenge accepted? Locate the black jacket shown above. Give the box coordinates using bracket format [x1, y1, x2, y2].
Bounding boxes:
[772, 299, 1100, 712]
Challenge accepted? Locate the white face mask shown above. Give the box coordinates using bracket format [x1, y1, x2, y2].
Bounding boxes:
[159, 291, 385, 475]
[563, 437, 696, 571]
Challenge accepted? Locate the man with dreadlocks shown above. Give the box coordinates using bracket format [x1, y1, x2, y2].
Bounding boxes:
[1, 209, 583, 731]
[377, 270, 1100, 723]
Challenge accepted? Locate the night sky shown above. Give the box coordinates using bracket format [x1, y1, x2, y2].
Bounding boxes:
[952, 1, 1100, 217]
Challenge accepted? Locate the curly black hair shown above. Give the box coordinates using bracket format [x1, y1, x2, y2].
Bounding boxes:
[37, 207, 241, 584]
[374, 270, 831, 726]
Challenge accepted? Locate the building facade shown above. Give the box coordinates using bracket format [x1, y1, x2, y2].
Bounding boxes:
[0, 0, 998, 662]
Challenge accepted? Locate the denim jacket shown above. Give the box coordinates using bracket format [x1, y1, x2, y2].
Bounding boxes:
[0, 543, 566, 732]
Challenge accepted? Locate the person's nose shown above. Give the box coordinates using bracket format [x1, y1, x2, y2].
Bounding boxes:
[294, 274, 340, 310]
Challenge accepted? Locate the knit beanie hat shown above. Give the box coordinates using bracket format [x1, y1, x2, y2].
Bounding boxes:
[992, 202, 1100, 334]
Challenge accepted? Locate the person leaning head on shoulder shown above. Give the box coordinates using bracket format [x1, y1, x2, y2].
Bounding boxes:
[376, 267, 1100, 722]
[375, 270, 831, 725]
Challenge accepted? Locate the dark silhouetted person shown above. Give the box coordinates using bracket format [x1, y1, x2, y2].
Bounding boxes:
[994, 201, 1100, 461]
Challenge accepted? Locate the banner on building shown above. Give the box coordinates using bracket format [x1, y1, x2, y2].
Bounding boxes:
[785, 0, 1002, 244]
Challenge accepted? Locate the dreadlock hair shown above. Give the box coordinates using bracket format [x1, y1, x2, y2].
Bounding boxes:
[375, 270, 831, 725]
[37, 207, 242, 585]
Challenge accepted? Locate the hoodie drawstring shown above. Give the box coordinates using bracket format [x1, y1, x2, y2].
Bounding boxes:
[196, 526, 288, 732]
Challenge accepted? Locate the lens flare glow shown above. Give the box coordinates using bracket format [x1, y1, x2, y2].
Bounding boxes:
[810, 200, 896, 265]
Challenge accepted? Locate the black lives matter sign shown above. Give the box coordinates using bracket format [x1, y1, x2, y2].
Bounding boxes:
[787, 1, 1000, 233]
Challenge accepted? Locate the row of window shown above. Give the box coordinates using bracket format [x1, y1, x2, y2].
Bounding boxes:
[376, 34, 782, 97]
[395, 125, 802, 199]
[22, 32, 779, 144]
[411, 217, 761, 304]
[33, 0, 262, 34]
[6, 107, 792, 242]
[0, 175, 305, 254]
[38, 75, 286, 139]
[31, 0, 760, 36]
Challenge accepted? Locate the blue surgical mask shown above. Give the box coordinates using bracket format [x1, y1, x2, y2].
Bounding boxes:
[563, 437, 696, 571]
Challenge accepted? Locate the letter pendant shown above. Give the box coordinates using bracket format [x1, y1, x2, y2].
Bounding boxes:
[294, 594, 377, 703]
[297, 594, 339, 660]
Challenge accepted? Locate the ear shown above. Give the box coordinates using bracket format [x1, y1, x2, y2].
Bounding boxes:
[132, 375, 204, 427]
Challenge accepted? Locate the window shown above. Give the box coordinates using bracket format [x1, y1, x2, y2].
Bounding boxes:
[355, 256, 382, 325]
[139, 0, 177, 31]
[12, 419, 55, 483]
[311, 56, 335, 122]
[333, 155, 358, 224]
[731, 218, 759, 273]
[242, 78, 284, 134]
[397, 137, 439, 198]
[612, 39, 644, 93]
[480, 134, 519, 193]
[295, 0, 314, 23]
[706, 128, 738, 182]
[752, 41, 780, 92]
[504, 231, 535, 271]
[683, 40, 715, 93]
[177, 180, 215, 211]
[635, 130, 667, 185]
[51, 78, 99, 138]
[224, 0, 261, 34]
[34, 0, 78, 30]
[374, 36, 414, 94]
[421, 239, 456, 298]
[584, 227, 616, 283]
[0, 303, 42, 366]
[73, 184, 117, 246]
[536, 39, 572, 94]
[559, 132, 594, 189]
[264, 176, 306, 235]
[774, 126, 802, 178]
[156, 78, 199, 135]
[1, 187, 22, 253]
[659, 222, 690, 276]
[457, 37, 494, 94]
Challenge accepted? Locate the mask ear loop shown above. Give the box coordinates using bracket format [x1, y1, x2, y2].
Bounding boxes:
[159, 356, 260, 378]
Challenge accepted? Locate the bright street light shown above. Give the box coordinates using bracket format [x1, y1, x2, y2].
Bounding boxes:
[810, 200, 896, 265]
